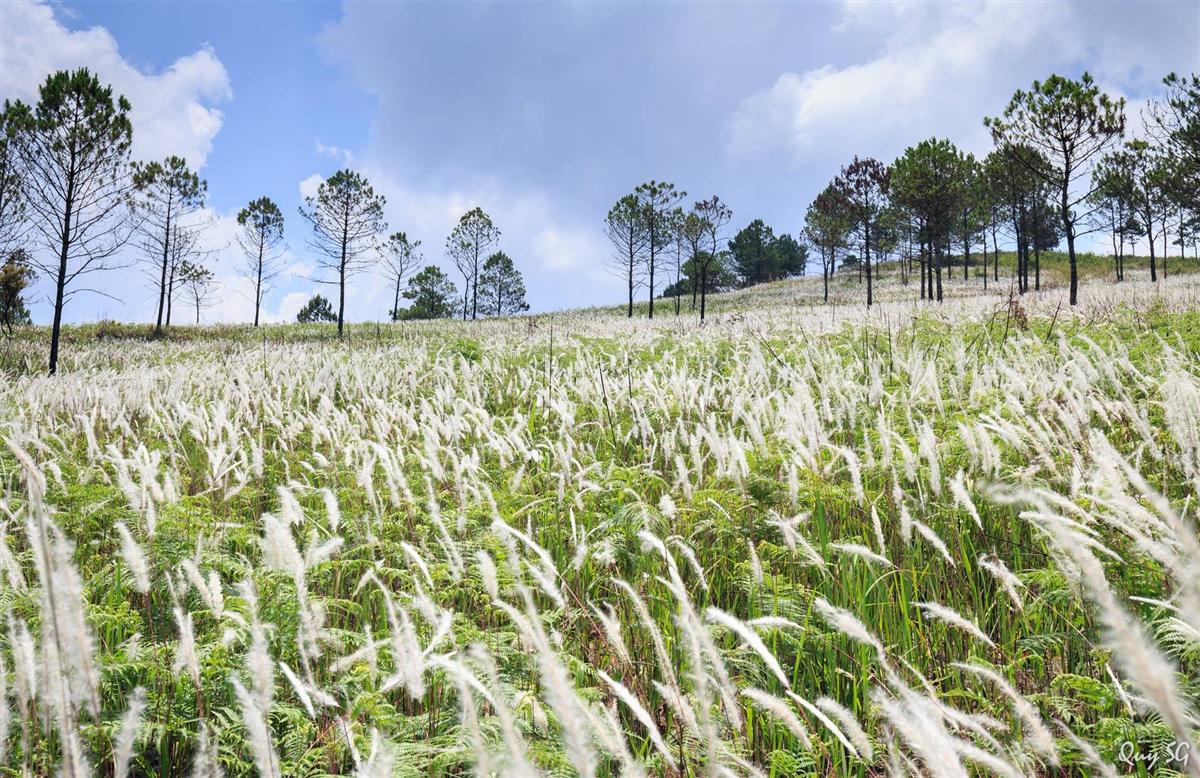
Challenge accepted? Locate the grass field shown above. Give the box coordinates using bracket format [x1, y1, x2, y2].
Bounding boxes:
[1, 266, 1198, 777]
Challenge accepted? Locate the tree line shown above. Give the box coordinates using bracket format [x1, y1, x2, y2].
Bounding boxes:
[1, 67, 1197, 372]
[0, 69, 531, 373]
[604, 185, 809, 322]
[606, 71, 1198, 319]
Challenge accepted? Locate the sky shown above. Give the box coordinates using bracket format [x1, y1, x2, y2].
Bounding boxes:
[1, 0, 1198, 324]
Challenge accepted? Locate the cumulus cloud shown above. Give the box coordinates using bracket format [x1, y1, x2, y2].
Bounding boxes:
[0, 0, 231, 168]
[299, 174, 324, 201]
[729, 3, 1063, 164]
[728, 1, 1195, 168]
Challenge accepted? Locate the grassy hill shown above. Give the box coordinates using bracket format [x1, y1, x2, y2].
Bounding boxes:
[0, 260, 1198, 776]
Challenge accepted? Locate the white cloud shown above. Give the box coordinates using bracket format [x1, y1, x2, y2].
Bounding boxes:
[727, 1, 1194, 171]
[361, 167, 621, 305]
[316, 142, 354, 166]
[271, 292, 311, 324]
[728, 3, 1064, 166]
[0, 1, 231, 168]
[532, 227, 605, 272]
[299, 173, 324, 201]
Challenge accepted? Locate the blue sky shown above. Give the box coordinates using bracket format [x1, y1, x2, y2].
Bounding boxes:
[2, 0, 1198, 323]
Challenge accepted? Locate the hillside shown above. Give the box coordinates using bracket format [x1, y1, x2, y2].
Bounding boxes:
[0, 266, 1198, 777]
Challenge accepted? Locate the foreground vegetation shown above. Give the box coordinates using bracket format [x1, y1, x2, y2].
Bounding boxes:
[1, 273, 1198, 777]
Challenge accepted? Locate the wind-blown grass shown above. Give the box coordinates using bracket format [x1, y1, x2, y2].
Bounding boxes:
[0, 272, 1198, 776]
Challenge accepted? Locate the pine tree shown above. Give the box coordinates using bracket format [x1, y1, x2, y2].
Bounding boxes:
[478, 252, 529, 316]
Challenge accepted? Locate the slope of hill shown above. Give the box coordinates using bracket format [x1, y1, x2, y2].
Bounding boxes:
[0, 267, 1198, 777]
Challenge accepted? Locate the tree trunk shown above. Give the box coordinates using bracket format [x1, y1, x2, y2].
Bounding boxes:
[674, 253, 681, 316]
[992, 226, 999, 282]
[49, 192, 74, 376]
[1059, 178, 1078, 305]
[166, 259, 176, 327]
[648, 241, 656, 320]
[1033, 205, 1042, 291]
[919, 239, 926, 301]
[338, 262, 346, 338]
[963, 223, 970, 281]
[254, 241, 264, 327]
[690, 260, 697, 311]
[935, 244, 943, 303]
[700, 263, 708, 322]
[627, 249, 634, 318]
[865, 224, 873, 308]
[823, 250, 829, 303]
[1162, 223, 1168, 279]
[1015, 202, 1026, 295]
[924, 239, 932, 301]
[1111, 225, 1120, 282]
[471, 244, 480, 320]
[154, 201, 173, 335]
[1148, 219, 1158, 282]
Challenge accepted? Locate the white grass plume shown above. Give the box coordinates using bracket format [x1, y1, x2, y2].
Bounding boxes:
[189, 722, 224, 778]
[873, 687, 967, 778]
[916, 602, 995, 648]
[747, 539, 764, 584]
[952, 662, 1057, 764]
[669, 536, 709, 591]
[592, 602, 631, 666]
[596, 668, 676, 767]
[871, 504, 886, 553]
[706, 607, 791, 688]
[831, 542, 892, 568]
[811, 598, 887, 660]
[113, 686, 147, 778]
[476, 549, 499, 600]
[1055, 721, 1118, 778]
[948, 470, 982, 529]
[789, 692, 860, 758]
[816, 696, 873, 761]
[912, 519, 955, 566]
[977, 554, 1025, 611]
[741, 688, 812, 750]
[115, 522, 150, 593]
[232, 676, 280, 778]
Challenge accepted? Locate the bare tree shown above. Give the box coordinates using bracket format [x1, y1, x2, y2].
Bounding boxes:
[298, 169, 387, 338]
[604, 193, 646, 318]
[666, 208, 686, 315]
[634, 180, 686, 319]
[236, 196, 286, 327]
[0, 108, 28, 257]
[178, 260, 217, 324]
[6, 69, 135, 374]
[382, 231, 421, 320]
[132, 155, 206, 335]
[446, 208, 499, 321]
[162, 218, 221, 327]
[680, 210, 704, 311]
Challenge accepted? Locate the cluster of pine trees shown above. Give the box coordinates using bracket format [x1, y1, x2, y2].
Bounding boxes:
[2, 67, 1198, 372]
[0, 69, 532, 373]
[607, 72, 1198, 319]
